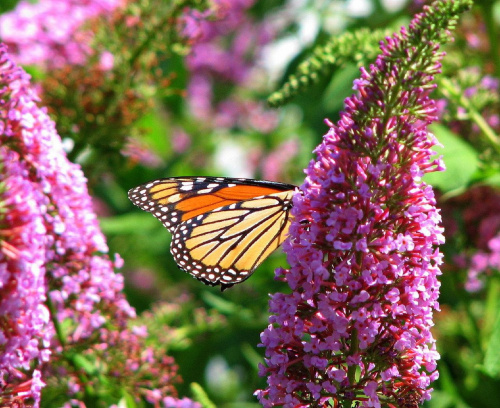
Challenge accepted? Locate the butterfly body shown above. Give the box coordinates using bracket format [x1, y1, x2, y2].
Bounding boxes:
[128, 177, 296, 290]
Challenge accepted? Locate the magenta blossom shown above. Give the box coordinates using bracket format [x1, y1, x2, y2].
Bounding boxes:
[255, 1, 472, 407]
[184, 0, 278, 133]
[464, 234, 500, 292]
[0, 43, 198, 407]
[0, 40, 132, 405]
[0, 0, 123, 68]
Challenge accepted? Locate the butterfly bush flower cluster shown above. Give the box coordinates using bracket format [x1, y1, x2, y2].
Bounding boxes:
[0, 40, 126, 404]
[0, 0, 123, 68]
[440, 186, 500, 292]
[0, 45, 198, 407]
[185, 0, 278, 133]
[465, 234, 500, 292]
[256, 2, 471, 407]
[462, 189, 500, 292]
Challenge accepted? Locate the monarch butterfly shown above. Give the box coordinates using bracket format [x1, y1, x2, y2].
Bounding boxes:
[128, 177, 297, 290]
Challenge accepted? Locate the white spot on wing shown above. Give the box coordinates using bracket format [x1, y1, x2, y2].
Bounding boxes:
[197, 188, 215, 194]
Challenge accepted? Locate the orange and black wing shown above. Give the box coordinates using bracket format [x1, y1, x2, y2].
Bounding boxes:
[128, 177, 296, 289]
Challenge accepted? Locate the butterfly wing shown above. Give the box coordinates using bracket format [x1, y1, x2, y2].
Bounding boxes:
[128, 177, 296, 289]
[171, 190, 294, 289]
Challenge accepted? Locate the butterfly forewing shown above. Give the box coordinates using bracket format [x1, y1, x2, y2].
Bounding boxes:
[128, 177, 296, 289]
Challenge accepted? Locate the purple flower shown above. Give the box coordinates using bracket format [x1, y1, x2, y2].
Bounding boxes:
[0, 0, 123, 68]
[122, 137, 163, 168]
[184, 0, 278, 133]
[0, 44, 56, 406]
[440, 186, 500, 292]
[465, 235, 500, 291]
[0, 43, 201, 407]
[162, 396, 202, 408]
[254, 2, 464, 406]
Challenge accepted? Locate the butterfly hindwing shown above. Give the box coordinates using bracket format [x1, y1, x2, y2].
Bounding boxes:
[171, 190, 294, 289]
[128, 177, 296, 289]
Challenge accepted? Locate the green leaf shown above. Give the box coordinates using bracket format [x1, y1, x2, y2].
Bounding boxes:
[480, 171, 500, 189]
[99, 213, 160, 235]
[118, 391, 139, 408]
[241, 342, 263, 371]
[0, 0, 21, 13]
[428, 390, 467, 408]
[322, 63, 360, 113]
[135, 109, 171, 156]
[423, 123, 479, 193]
[71, 354, 98, 375]
[190, 382, 217, 408]
[201, 291, 254, 321]
[484, 313, 500, 378]
[201, 291, 240, 315]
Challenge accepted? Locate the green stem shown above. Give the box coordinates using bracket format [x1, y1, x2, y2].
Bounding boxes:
[46, 293, 67, 347]
[341, 330, 359, 408]
[479, 0, 500, 79]
[348, 330, 359, 385]
[483, 275, 500, 348]
[439, 77, 500, 153]
[463, 292, 483, 355]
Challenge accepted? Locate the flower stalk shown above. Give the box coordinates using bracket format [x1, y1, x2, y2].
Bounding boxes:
[438, 76, 500, 152]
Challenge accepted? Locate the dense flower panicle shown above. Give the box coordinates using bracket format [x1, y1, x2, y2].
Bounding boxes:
[0, 47, 54, 405]
[0, 0, 123, 68]
[185, 0, 279, 133]
[254, 2, 466, 407]
[441, 186, 500, 291]
[0, 42, 115, 402]
[0, 43, 130, 405]
[0, 44, 201, 407]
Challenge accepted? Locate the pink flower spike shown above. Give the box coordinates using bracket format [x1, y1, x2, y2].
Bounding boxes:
[0, 42, 132, 406]
[255, 1, 472, 406]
